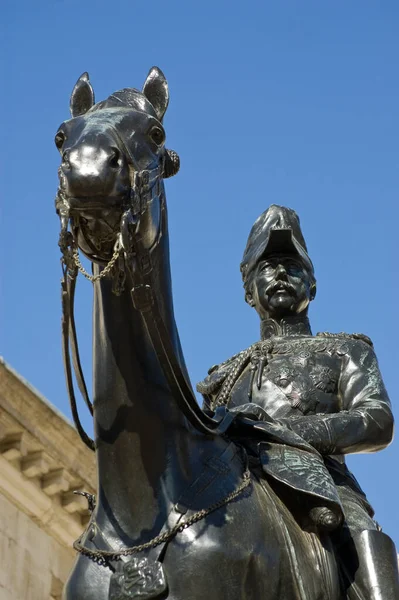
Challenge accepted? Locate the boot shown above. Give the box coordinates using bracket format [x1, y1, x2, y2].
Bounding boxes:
[340, 530, 399, 600]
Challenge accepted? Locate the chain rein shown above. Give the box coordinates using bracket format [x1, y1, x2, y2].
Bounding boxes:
[72, 237, 123, 282]
[74, 463, 251, 565]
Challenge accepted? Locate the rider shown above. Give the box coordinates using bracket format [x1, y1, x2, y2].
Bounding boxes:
[197, 205, 399, 600]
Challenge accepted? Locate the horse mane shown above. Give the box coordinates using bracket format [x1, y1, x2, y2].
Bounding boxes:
[90, 88, 158, 118]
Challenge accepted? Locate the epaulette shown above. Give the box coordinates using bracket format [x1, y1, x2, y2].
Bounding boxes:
[316, 332, 373, 347]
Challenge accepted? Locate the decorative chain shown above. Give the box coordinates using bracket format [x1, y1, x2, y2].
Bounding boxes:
[72, 238, 123, 283]
[73, 466, 252, 566]
[212, 341, 275, 409]
[212, 349, 251, 409]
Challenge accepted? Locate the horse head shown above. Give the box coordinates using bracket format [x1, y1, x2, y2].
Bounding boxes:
[55, 67, 221, 446]
[55, 67, 179, 267]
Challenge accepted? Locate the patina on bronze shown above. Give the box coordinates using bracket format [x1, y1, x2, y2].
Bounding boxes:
[198, 204, 399, 600]
[109, 557, 167, 600]
[54, 70, 347, 600]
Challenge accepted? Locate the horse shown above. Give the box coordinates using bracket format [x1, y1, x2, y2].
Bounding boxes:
[54, 67, 342, 600]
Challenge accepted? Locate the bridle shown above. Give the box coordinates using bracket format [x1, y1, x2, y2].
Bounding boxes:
[56, 134, 235, 451]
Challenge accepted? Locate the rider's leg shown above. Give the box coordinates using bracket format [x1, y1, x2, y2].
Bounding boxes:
[333, 487, 399, 600]
[340, 529, 399, 600]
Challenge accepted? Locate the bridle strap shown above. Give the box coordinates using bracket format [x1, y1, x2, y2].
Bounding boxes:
[139, 295, 235, 435]
[129, 221, 234, 436]
[61, 265, 95, 451]
[68, 269, 93, 416]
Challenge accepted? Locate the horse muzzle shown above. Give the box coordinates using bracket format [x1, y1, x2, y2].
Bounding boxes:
[58, 142, 131, 207]
[67, 195, 129, 213]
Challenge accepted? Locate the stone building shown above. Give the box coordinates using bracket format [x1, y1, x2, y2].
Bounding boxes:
[0, 358, 96, 600]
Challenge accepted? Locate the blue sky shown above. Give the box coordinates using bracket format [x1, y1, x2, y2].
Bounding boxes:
[2, 1, 398, 545]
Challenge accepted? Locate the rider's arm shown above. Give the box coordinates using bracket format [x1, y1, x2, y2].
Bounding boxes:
[278, 339, 393, 455]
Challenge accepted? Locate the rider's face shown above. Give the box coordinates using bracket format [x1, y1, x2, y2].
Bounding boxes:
[252, 254, 313, 319]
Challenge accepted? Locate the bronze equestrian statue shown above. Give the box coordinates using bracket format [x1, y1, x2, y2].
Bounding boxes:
[198, 204, 399, 599]
[54, 68, 348, 600]
[54, 67, 396, 599]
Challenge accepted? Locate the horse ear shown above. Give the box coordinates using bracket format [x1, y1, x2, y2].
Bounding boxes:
[70, 72, 95, 118]
[142, 67, 169, 122]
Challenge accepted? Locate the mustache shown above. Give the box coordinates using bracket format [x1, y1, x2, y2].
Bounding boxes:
[266, 280, 297, 297]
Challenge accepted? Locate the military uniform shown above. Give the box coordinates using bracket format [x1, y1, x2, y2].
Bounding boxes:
[198, 317, 392, 537]
[198, 205, 399, 599]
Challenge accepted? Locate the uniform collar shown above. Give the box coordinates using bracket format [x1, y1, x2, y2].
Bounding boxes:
[260, 314, 312, 339]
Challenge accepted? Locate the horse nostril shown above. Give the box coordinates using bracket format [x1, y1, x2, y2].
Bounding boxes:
[108, 148, 120, 169]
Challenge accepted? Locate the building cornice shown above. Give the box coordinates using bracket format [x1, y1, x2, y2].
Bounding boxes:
[0, 358, 96, 550]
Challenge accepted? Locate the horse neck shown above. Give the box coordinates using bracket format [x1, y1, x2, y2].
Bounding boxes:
[91, 198, 205, 541]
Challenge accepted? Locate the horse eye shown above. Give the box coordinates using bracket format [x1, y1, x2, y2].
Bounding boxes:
[55, 131, 66, 150]
[150, 127, 165, 146]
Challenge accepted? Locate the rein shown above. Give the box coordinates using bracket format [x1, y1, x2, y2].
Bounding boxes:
[74, 460, 251, 565]
[57, 156, 234, 451]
